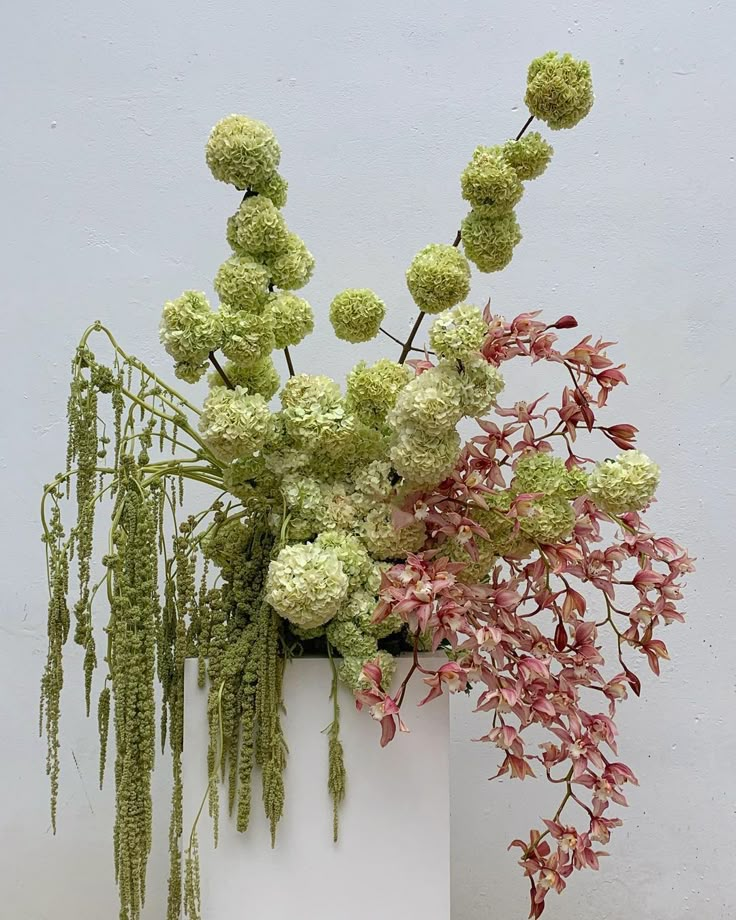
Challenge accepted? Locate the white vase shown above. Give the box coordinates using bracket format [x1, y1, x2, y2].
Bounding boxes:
[183, 655, 450, 919]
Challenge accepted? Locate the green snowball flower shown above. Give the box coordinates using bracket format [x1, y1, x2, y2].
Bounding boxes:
[351, 460, 395, 508]
[519, 495, 576, 544]
[429, 304, 488, 359]
[343, 588, 403, 639]
[359, 503, 426, 560]
[223, 455, 278, 505]
[265, 232, 315, 290]
[229, 196, 289, 255]
[339, 650, 396, 692]
[326, 619, 379, 659]
[346, 359, 412, 427]
[525, 51, 594, 130]
[220, 306, 275, 365]
[406, 244, 471, 314]
[461, 208, 522, 273]
[329, 288, 386, 343]
[281, 373, 342, 410]
[588, 450, 660, 515]
[174, 360, 209, 384]
[214, 256, 271, 312]
[472, 494, 534, 559]
[460, 145, 524, 213]
[265, 292, 314, 348]
[513, 452, 588, 499]
[390, 428, 461, 488]
[265, 542, 349, 629]
[388, 366, 464, 437]
[316, 531, 374, 588]
[205, 114, 281, 189]
[280, 474, 325, 540]
[502, 132, 554, 181]
[251, 171, 288, 208]
[160, 290, 223, 364]
[199, 387, 273, 463]
[209, 356, 281, 400]
[449, 353, 505, 417]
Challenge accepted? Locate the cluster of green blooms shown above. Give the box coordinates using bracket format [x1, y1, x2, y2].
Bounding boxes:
[265, 542, 349, 628]
[160, 290, 223, 381]
[199, 387, 273, 463]
[588, 449, 660, 515]
[406, 244, 471, 314]
[429, 304, 488, 359]
[525, 51, 594, 130]
[502, 132, 554, 181]
[265, 293, 314, 349]
[346, 359, 412, 428]
[330, 288, 387, 343]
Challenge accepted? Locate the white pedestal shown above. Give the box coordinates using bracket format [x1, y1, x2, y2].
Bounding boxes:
[183, 656, 450, 919]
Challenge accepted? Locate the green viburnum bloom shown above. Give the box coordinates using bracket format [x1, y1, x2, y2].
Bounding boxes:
[265, 292, 315, 348]
[220, 306, 275, 365]
[525, 51, 594, 130]
[429, 304, 488, 359]
[388, 367, 464, 437]
[326, 619, 378, 659]
[351, 459, 395, 508]
[199, 386, 273, 463]
[329, 288, 386, 343]
[502, 132, 554, 181]
[391, 427, 461, 488]
[265, 542, 349, 629]
[339, 649, 396, 692]
[342, 587, 403, 639]
[205, 114, 281, 189]
[251, 171, 288, 208]
[440, 534, 497, 584]
[518, 494, 576, 544]
[223, 455, 278, 505]
[229, 196, 289, 255]
[441, 354, 505, 418]
[318, 482, 361, 532]
[461, 208, 522, 273]
[316, 531, 374, 588]
[460, 145, 524, 213]
[174, 359, 209, 384]
[281, 373, 342, 410]
[588, 450, 660, 515]
[209, 355, 281, 400]
[214, 256, 271, 312]
[346, 359, 412, 427]
[280, 474, 325, 540]
[160, 290, 223, 364]
[513, 452, 588, 499]
[265, 232, 315, 290]
[473, 494, 534, 559]
[406, 244, 471, 314]
[359, 503, 426, 560]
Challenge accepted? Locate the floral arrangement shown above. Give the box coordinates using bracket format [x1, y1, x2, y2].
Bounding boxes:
[40, 50, 692, 920]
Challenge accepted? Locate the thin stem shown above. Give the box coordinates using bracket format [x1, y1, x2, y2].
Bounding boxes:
[283, 347, 295, 378]
[208, 351, 234, 389]
[379, 326, 406, 347]
[398, 312, 426, 365]
[515, 113, 535, 141]
[452, 229, 462, 248]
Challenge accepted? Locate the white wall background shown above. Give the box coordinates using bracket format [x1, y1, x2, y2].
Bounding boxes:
[1, 2, 734, 918]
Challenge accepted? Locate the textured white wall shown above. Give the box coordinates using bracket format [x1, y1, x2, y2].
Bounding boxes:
[1, 2, 734, 918]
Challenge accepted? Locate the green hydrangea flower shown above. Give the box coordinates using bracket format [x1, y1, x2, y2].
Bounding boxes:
[588, 450, 660, 515]
[318, 483, 361, 532]
[219, 307, 275, 365]
[223, 455, 278, 505]
[351, 460, 395, 507]
[339, 649, 396, 692]
[214, 256, 271, 312]
[174, 360, 209, 384]
[329, 288, 386, 343]
[525, 52, 594, 130]
[461, 208, 522, 273]
[502, 132, 554, 181]
[406, 244, 471, 314]
[439, 535, 497, 584]
[389, 366, 464, 437]
[251, 171, 288, 208]
[316, 531, 374, 587]
[326, 619, 378, 659]
[265, 232, 315, 290]
[472, 494, 534, 559]
[429, 304, 488, 359]
[391, 427, 461, 488]
[265, 292, 314, 348]
[160, 290, 223, 364]
[205, 114, 281, 189]
[199, 386, 273, 463]
[209, 355, 281, 400]
[359, 503, 426, 560]
[280, 474, 324, 540]
[265, 542, 349, 629]
[519, 494, 576, 544]
[229, 196, 289, 255]
[513, 452, 588, 499]
[460, 145, 524, 213]
[346, 359, 412, 427]
[440, 354, 505, 418]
